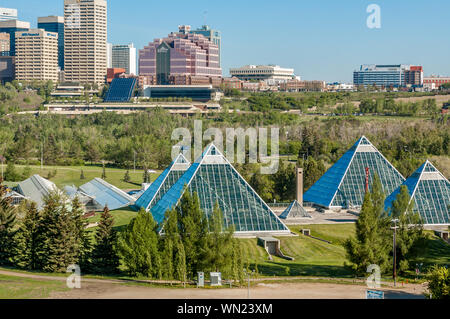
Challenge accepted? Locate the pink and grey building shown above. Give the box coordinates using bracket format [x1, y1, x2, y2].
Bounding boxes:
[139, 28, 222, 85]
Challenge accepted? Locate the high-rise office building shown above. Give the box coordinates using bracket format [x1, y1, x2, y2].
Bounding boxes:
[112, 43, 137, 75]
[0, 32, 10, 56]
[0, 8, 18, 22]
[15, 29, 59, 82]
[0, 20, 30, 56]
[38, 16, 64, 70]
[64, 0, 107, 85]
[189, 25, 221, 64]
[107, 42, 112, 68]
[353, 64, 423, 87]
[139, 29, 221, 85]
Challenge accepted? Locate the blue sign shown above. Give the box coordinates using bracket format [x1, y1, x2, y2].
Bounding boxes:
[366, 290, 384, 299]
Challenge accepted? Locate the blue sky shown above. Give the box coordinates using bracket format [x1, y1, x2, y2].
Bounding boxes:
[2, 0, 449, 82]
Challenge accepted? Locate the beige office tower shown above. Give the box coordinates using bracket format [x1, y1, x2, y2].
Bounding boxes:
[64, 0, 107, 85]
[15, 29, 59, 82]
[0, 32, 9, 53]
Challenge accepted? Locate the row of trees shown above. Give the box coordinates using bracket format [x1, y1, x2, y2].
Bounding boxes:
[0, 180, 245, 284]
[118, 192, 245, 283]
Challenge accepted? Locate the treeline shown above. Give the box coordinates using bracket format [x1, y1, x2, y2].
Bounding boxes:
[0, 110, 448, 186]
[0, 182, 245, 284]
[358, 98, 445, 116]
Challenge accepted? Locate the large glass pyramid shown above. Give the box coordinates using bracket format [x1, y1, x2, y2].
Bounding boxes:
[135, 153, 190, 212]
[304, 136, 405, 209]
[150, 144, 290, 234]
[385, 160, 450, 225]
[279, 200, 312, 219]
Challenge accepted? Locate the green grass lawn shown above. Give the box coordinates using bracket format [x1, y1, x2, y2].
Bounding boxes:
[3, 164, 162, 190]
[0, 273, 69, 299]
[86, 207, 139, 235]
[240, 224, 450, 279]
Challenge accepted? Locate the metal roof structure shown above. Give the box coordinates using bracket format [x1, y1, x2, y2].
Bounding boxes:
[385, 160, 450, 225]
[150, 144, 290, 235]
[279, 200, 312, 219]
[63, 185, 104, 212]
[304, 136, 405, 209]
[135, 153, 190, 212]
[16, 175, 59, 210]
[79, 178, 135, 211]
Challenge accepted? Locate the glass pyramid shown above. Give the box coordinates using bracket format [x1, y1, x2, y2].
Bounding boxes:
[304, 136, 405, 209]
[135, 153, 190, 212]
[150, 144, 290, 234]
[385, 160, 450, 225]
[279, 200, 312, 219]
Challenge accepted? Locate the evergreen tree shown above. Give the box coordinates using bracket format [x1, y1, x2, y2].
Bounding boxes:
[344, 174, 391, 275]
[71, 197, 92, 271]
[91, 206, 119, 274]
[21, 165, 32, 180]
[178, 191, 208, 279]
[117, 209, 160, 278]
[13, 202, 41, 269]
[4, 161, 19, 182]
[123, 170, 131, 183]
[143, 168, 150, 184]
[273, 162, 296, 202]
[101, 163, 107, 179]
[160, 208, 180, 280]
[39, 191, 79, 272]
[0, 183, 17, 265]
[174, 240, 187, 284]
[389, 186, 427, 273]
[202, 204, 235, 274]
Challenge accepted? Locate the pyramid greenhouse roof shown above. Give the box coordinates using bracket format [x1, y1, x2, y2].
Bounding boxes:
[135, 153, 190, 211]
[150, 144, 290, 234]
[279, 200, 312, 219]
[304, 136, 405, 209]
[385, 160, 450, 225]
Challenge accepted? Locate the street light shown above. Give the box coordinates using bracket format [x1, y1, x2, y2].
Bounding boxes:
[391, 218, 399, 287]
[243, 269, 255, 299]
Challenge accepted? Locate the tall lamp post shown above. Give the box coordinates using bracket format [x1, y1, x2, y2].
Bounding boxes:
[391, 218, 399, 287]
[244, 269, 255, 299]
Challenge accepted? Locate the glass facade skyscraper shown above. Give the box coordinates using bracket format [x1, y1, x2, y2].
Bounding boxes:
[111, 43, 137, 75]
[38, 16, 64, 70]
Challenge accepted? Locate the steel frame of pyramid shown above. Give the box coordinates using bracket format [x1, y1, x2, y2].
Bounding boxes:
[385, 160, 450, 225]
[150, 144, 290, 235]
[279, 200, 312, 219]
[304, 136, 405, 209]
[135, 153, 190, 212]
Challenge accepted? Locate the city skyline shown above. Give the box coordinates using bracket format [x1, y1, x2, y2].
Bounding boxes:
[0, 0, 449, 82]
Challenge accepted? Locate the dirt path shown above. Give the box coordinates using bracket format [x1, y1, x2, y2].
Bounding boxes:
[0, 270, 425, 299]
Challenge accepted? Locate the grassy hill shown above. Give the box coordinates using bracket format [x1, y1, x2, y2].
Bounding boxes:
[241, 224, 450, 279]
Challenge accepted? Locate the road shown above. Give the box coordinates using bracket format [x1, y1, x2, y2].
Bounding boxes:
[0, 270, 426, 300]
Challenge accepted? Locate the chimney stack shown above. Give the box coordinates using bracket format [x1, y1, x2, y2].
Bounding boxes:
[296, 166, 304, 206]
